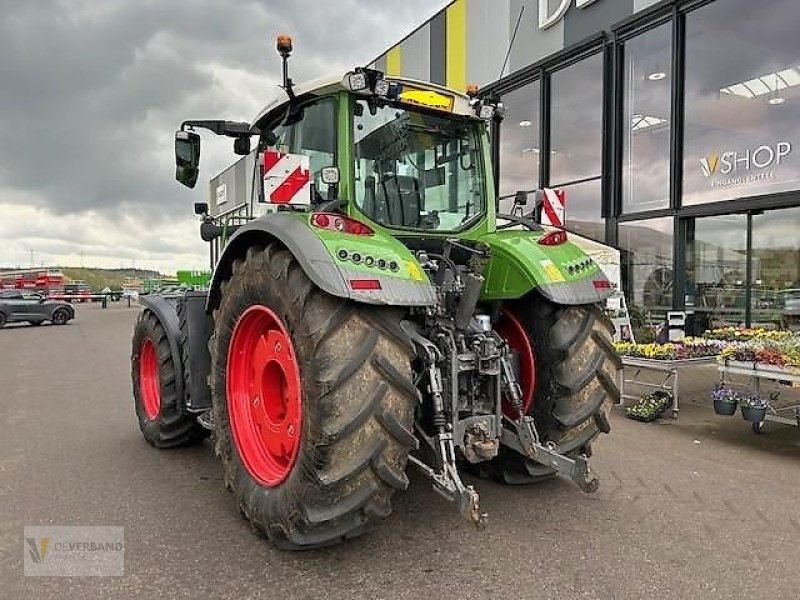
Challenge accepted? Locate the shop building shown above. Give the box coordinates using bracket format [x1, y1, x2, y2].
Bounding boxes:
[372, 0, 800, 333]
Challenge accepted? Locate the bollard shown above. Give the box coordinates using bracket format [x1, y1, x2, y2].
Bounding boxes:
[102, 296, 108, 309]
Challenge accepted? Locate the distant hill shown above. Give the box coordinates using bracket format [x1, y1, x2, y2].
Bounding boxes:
[61, 268, 162, 291]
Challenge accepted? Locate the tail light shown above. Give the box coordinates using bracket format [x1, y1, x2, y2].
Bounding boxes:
[537, 230, 568, 246]
[349, 279, 382, 291]
[593, 279, 612, 290]
[311, 212, 373, 235]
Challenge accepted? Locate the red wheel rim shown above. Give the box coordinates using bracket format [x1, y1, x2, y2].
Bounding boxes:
[227, 305, 302, 487]
[495, 310, 536, 418]
[139, 338, 161, 420]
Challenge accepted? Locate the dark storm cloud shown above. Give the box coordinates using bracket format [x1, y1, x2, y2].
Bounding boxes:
[0, 0, 444, 223]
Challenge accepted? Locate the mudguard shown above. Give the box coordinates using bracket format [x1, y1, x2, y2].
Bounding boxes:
[479, 229, 613, 305]
[138, 294, 186, 406]
[206, 212, 436, 312]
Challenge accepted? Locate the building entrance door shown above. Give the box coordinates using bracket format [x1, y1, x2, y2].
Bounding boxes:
[683, 203, 800, 333]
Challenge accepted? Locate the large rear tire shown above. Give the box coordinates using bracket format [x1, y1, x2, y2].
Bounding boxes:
[131, 309, 208, 448]
[488, 293, 621, 484]
[210, 244, 417, 550]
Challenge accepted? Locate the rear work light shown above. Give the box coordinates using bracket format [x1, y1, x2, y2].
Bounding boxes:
[311, 212, 374, 235]
[537, 230, 568, 246]
[349, 279, 382, 291]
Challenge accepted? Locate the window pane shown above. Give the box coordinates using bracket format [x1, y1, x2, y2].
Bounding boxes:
[751, 206, 800, 331]
[560, 178, 604, 242]
[683, 0, 800, 205]
[550, 52, 603, 185]
[618, 217, 674, 318]
[498, 81, 541, 210]
[685, 215, 748, 333]
[622, 23, 672, 213]
[352, 101, 486, 231]
[292, 99, 337, 199]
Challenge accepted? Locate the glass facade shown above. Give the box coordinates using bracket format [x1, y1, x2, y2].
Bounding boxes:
[685, 215, 748, 332]
[618, 217, 674, 313]
[751, 207, 800, 330]
[492, 0, 800, 331]
[621, 22, 672, 213]
[550, 53, 604, 241]
[683, 0, 800, 206]
[498, 81, 541, 212]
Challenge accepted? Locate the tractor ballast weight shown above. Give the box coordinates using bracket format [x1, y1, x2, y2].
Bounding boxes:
[131, 36, 621, 550]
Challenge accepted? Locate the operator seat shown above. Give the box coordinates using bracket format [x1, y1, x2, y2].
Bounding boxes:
[377, 175, 422, 228]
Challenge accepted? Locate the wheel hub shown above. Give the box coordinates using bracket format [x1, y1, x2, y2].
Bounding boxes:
[495, 310, 535, 418]
[227, 305, 302, 487]
[139, 338, 161, 420]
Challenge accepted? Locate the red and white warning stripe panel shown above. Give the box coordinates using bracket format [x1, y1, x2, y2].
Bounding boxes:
[262, 150, 311, 205]
[540, 187, 565, 227]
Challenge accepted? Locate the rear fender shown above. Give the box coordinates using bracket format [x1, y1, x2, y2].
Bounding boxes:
[138, 294, 186, 409]
[479, 229, 612, 305]
[206, 212, 435, 313]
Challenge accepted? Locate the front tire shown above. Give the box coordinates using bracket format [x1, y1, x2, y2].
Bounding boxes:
[210, 244, 417, 550]
[52, 309, 70, 325]
[131, 310, 208, 447]
[489, 293, 621, 484]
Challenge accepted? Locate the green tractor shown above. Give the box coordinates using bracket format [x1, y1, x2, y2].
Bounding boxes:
[131, 36, 620, 550]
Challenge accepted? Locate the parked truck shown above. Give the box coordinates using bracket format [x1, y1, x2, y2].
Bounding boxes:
[131, 37, 620, 550]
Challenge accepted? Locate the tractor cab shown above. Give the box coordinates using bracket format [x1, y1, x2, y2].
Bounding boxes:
[174, 35, 499, 243]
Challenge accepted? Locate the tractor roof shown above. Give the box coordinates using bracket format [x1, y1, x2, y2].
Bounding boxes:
[251, 73, 474, 129]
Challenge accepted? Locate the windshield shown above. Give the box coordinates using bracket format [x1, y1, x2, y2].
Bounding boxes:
[352, 100, 486, 231]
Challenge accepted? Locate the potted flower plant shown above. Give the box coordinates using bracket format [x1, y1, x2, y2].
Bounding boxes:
[626, 391, 673, 422]
[739, 394, 768, 423]
[710, 386, 738, 416]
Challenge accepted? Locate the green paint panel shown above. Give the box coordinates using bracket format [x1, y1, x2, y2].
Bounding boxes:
[478, 229, 600, 300]
[304, 215, 428, 284]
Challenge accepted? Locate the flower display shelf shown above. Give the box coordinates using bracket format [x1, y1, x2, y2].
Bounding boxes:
[717, 359, 800, 433]
[619, 356, 719, 419]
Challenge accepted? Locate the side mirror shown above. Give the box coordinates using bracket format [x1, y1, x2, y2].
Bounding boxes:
[175, 130, 201, 188]
[233, 136, 251, 156]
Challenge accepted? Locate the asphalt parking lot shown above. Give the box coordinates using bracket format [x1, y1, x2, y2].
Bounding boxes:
[2, 304, 800, 599]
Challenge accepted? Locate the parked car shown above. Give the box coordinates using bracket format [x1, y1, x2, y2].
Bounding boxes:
[0, 289, 75, 327]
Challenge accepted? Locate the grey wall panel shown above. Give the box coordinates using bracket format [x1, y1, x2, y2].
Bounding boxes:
[430, 11, 447, 85]
[374, 55, 387, 73]
[467, 0, 512, 85]
[508, 0, 565, 74]
[402, 24, 431, 81]
[564, 0, 634, 46]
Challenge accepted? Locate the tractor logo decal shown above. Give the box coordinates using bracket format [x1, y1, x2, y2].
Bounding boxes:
[262, 150, 311, 204]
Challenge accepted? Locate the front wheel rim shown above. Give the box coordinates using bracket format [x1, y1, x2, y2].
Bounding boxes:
[138, 338, 161, 420]
[227, 305, 302, 487]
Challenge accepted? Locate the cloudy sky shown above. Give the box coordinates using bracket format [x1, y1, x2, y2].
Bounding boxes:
[0, 0, 446, 272]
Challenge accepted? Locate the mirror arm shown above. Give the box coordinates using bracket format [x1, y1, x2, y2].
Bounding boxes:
[181, 120, 259, 138]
